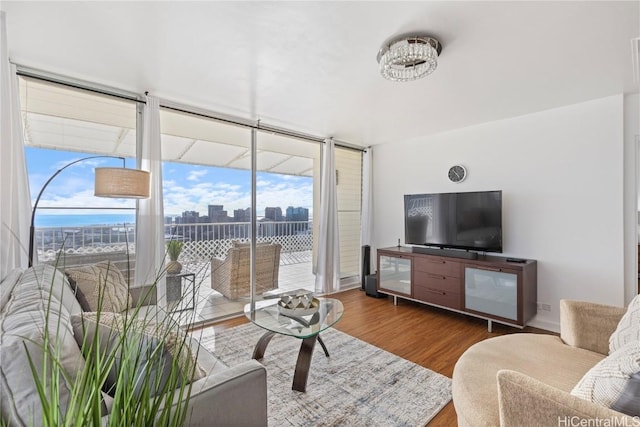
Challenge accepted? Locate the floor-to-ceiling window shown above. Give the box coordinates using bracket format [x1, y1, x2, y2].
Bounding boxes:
[256, 130, 320, 298]
[19, 71, 363, 326]
[159, 108, 251, 322]
[19, 76, 139, 277]
[158, 108, 321, 324]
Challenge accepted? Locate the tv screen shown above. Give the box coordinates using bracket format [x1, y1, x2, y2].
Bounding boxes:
[404, 190, 502, 253]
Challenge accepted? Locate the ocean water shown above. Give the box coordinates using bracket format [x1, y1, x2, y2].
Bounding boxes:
[36, 214, 136, 228]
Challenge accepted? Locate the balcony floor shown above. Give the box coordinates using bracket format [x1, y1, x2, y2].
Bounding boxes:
[171, 251, 316, 327]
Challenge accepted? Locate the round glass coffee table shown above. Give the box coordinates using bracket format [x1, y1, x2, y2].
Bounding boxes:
[244, 297, 344, 392]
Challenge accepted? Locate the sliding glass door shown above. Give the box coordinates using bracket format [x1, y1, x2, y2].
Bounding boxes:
[159, 108, 252, 323]
[256, 130, 320, 299]
[158, 110, 323, 324]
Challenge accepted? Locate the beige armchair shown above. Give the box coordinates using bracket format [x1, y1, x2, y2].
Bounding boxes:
[210, 241, 281, 300]
[452, 300, 635, 426]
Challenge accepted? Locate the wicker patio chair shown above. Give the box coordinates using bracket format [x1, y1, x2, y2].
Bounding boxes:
[210, 241, 281, 300]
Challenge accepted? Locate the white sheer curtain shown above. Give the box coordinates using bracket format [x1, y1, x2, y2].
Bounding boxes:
[315, 138, 340, 294]
[360, 147, 373, 246]
[360, 147, 373, 278]
[0, 12, 32, 280]
[135, 95, 166, 303]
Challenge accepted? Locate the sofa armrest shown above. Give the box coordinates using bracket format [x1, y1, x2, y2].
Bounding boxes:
[171, 360, 267, 426]
[497, 370, 634, 427]
[560, 299, 625, 355]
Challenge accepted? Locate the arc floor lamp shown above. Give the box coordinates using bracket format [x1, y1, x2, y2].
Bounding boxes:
[28, 156, 150, 267]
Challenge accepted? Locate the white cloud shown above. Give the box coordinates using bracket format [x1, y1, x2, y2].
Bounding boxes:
[31, 163, 314, 220]
[52, 157, 122, 171]
[187, 170, 208, 181]
[214, 183, 242, 191]
[37, 186, 136, 215]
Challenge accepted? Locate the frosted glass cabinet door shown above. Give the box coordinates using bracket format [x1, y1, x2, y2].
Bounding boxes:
[378, 255, 411, 295]
[464, 267, 518, 321]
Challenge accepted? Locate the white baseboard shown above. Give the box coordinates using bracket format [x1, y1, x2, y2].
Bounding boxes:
[528, 317, 560, 333]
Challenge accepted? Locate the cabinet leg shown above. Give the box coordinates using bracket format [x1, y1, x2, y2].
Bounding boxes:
[487, 319, 492, 333]
[393, 295, 398, 306]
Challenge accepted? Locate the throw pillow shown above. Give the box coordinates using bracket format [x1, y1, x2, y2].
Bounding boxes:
[571, 340, 640, 417]
[65, 262, 132, 312]
[609, 294, 640, 354]
[71, 312, 206, 397]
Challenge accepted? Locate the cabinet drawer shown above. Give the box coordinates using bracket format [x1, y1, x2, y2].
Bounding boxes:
[414, 285, 461, 309]
[414, 257, 461, 277]
[414, 271, 461, 293]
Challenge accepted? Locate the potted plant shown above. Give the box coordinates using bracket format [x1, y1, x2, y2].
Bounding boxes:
[23, 246, 197, 427]
[166, 240, 184, 274]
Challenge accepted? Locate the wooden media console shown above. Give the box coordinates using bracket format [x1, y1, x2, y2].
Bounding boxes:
[376, 246, 537, 331]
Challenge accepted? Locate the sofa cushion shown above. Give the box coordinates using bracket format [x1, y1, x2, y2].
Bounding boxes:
[71, 312, 206, 397]
[0, 265, 86, 425]
[571, 341, 640, 417]
[609, 294, 640, 354]
[65, 262, 132, 312]
[0, 268, 23, 312]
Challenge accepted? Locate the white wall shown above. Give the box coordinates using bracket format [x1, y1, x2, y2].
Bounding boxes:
[372, 95, 625, 332]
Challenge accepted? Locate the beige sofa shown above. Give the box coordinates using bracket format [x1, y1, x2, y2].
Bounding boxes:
[452, 300, 636, 426]
[0, 264, 267, 426]
[211, 241, 281, 299]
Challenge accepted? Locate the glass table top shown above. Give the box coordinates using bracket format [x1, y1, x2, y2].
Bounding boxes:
[244, 297, 344, 339]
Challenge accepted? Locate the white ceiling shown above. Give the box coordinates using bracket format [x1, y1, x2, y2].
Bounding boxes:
[2, 1, 639, 147]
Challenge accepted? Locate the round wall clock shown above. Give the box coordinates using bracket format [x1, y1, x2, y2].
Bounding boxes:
[448, 165, 467, 183]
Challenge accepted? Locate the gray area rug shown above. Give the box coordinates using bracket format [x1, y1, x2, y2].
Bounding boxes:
[200, 323, 452, 426]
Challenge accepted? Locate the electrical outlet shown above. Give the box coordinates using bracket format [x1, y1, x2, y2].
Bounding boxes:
[537, 302, 551, 312]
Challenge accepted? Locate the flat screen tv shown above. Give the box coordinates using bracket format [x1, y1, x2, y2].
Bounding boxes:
[404, 190, 502, 253]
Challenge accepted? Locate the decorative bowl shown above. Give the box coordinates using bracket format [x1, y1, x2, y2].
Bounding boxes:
[277, 291, 318, 316]
[277, 298, 319, 317]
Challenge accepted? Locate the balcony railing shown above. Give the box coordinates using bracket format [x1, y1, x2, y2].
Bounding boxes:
[35, 220, 313, 263]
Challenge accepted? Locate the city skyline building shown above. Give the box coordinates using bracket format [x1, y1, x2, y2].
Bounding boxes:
[170, 204, 309, 224]
[286, 206, 309, 222]
[208, 204, 228, 223]
[265, 207, 283, 221]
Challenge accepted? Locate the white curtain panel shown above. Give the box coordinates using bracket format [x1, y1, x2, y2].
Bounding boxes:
[360, 147, 373, 245]
[135, 95, 166, 303]
[360, 147, 373, 275]
[315, 138, 340, 294]
[0, 12, 32, 280]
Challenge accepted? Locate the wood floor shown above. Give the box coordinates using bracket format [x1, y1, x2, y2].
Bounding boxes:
[210, 288, 552, 426]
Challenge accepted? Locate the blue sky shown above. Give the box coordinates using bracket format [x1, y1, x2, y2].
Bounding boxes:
[26, 147, 314, 219]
